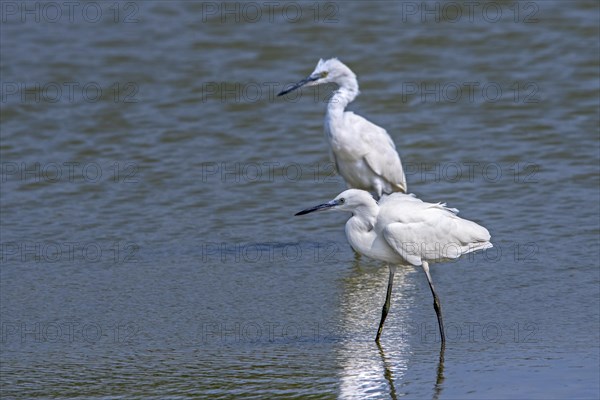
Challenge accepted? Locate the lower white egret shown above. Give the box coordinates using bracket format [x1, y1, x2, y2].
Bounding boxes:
[278, 58, 407, 199]
[295, 189, 493, 344]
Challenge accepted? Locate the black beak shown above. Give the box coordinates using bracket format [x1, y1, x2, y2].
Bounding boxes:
[278, 75, 319, 96]
[295, 200, 338, 216]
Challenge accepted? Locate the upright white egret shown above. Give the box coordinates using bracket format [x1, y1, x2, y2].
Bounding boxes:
[278, 58, 407, 198]
[295, 189, 493, 344]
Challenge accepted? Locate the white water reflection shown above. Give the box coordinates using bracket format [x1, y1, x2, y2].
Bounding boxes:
[336, 257, 414, 398]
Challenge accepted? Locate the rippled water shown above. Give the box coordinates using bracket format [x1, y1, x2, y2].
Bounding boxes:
[1, 1, 599, 398]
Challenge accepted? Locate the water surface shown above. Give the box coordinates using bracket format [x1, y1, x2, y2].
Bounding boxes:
[1, 1, 599, 398]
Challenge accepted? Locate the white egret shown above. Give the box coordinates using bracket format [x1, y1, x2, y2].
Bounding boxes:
[295, 189, 493, 344]
[278, 58, 407, 198]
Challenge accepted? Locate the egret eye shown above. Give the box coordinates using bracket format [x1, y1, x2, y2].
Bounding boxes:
[339, 198, 345, 204]
[320, 71, 328, 78]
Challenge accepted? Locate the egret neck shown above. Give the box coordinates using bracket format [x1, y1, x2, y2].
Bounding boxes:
[327, 77, 359, 118]
[344, 196, 379, 255]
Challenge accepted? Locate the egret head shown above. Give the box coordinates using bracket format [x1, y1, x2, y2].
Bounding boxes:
[295, 189, 376, 216]
[278, 58, 357, 96]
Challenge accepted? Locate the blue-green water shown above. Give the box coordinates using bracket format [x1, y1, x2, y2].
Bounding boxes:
[1, 1, 599, 398]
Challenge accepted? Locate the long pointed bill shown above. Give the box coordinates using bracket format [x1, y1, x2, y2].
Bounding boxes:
[295, 200, 338, 216]
[278, 75, 319, 96]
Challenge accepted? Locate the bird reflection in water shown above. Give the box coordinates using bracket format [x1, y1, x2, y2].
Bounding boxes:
[377, 342, 446, 400]
[338, 249, 446, 399]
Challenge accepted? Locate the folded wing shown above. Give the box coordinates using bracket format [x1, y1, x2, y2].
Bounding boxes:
[381, 201, 492, 266]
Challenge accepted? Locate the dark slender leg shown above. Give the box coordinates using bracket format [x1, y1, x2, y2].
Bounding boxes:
[433, 344, 446, 400]
[353, 248, 362, 261]
[376, 265, 396, 342]
[422, 261, 446, 345]
[376, 341, 398, 400]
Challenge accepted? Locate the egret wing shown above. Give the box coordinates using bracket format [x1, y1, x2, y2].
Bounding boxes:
[346, 112, 407, 192]
[382, 222, 428, 266]
[382, 203, 491, 265]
